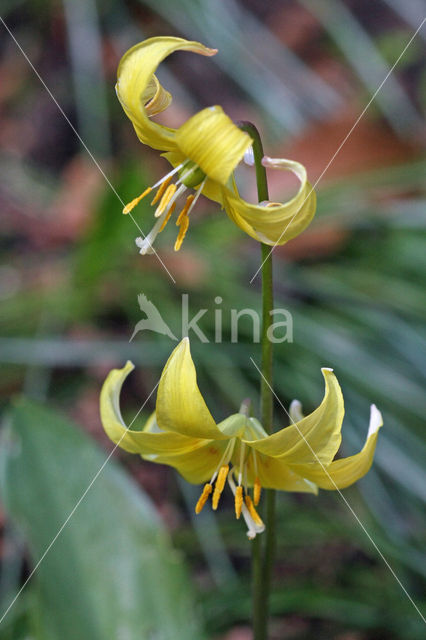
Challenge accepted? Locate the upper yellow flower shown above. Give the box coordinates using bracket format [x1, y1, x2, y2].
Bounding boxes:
[100, 339, 382, 539]
[116, 37, 316, 253]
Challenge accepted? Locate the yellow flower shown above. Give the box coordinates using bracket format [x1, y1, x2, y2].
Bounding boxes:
[100, 339, 382, 539]
[116, 36, 316, 253]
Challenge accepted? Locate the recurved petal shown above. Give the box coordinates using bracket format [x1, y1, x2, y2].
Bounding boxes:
[156, 338, 229, 440]
[116, 37, 217, 151]
[221, 156, 316, 245]
[100, 360, 206, 455]
[289, 405, 383, 489]
[244, 368, 344, 465]
[175, 106, 252, 185]
[142, 74, 172, 117]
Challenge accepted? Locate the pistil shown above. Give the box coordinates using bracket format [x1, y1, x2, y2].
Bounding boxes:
[124, 162, 207, 254]
[228, 474, 265, 539]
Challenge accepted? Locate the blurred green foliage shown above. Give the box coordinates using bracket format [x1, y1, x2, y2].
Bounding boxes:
[0, 400, 204, 640]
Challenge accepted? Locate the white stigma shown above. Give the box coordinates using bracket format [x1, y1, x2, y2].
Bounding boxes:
[135, 215, 165, 255]
[135, 184, 187, 254]
[227, 474, 265, 539]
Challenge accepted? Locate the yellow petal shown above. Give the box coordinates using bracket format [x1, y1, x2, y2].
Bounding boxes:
[245, 368, 344, 465]
[217, 413, 247, 437]
[175, 106, 252, 185]
[289, 405, 383, 489]
[100, 360, 206, 455]
[116, 37, 217, 151]
[221, 156, 316, 245]
[156, 338, 229, 440]
[142, 74, 172, 117]
[143, 440, 228, 484]
[244, 452, 318, 494]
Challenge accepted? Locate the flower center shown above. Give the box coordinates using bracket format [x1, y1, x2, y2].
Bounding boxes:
[179, 161, 206, 189]
[194, 436, 265, 540]
[122, 161, 207, 254]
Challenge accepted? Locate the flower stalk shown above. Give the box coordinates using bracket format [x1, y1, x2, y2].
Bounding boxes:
[238, 121, 276, 640]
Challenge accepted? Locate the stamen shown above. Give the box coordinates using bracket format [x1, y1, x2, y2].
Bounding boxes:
[195, 484, 213, 514]
[176, 195, 195, 225]
[123, 162, 185, 217]
[245, 496, 264, 527]
[151, 176, 172, 205]
[159, 202, 176, 232]
[175, 178, 207, 251]
[247, 426, 261, 506]
[155, 183, 177, 218]
[210, 439, 236, 486]
[123, 187, 152, 214]
[212, 465, 229, 510]
[238, 441, 246, 487]
[151, 162, 185, 189]
[174, 214, 189, 252]
[189, 177, 207, 213]
[235, 486, 243, 519]
[228, 474, 264, 540]
[254, 477, 262, 506]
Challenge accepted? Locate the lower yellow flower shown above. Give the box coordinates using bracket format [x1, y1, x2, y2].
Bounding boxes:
[100, 339, 382, 539]
[116, 36, 317, 253]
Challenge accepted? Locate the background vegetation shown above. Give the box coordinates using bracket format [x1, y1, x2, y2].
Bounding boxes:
[0, 1, 425, 638]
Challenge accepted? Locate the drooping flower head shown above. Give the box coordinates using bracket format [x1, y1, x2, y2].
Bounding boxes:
[100, 339, 382, 539]
[116, 37, 317, 254]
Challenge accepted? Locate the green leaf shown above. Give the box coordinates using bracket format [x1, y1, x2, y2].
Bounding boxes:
[0, 399, 204, 640]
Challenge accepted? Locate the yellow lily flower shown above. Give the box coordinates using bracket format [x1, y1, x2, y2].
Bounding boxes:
[100, 339, 382, 539]
[116, 36, 316, 253]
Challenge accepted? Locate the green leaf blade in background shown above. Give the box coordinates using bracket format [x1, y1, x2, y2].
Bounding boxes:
[0, 399, 204, 640]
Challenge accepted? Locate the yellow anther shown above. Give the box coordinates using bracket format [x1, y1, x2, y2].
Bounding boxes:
[254, 477, 261, 506]
[122, 187, 152, 214]
[174, 214, 189, 252]
[245, 495, 264, 527]
[151, 176, 172, 205]
[154, 183, 177, 217]
[176, 195, 195, 225]
[212, 465, 229, 510]
[195, 484, 212, 514]
[235, 485, 243, 519]
[159, 202, 176, 232]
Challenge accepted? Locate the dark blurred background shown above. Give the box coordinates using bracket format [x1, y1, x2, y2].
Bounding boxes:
[0, 1, 425, 639]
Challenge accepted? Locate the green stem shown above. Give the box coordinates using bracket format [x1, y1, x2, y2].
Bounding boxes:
[238, 122, 276, 640]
